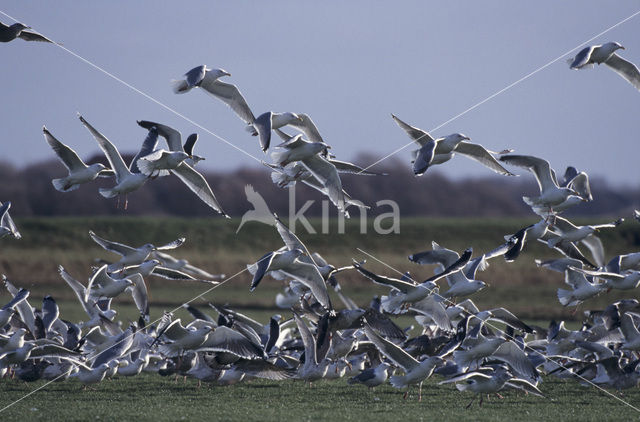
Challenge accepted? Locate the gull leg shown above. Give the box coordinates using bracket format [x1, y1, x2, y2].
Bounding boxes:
[465, 397, 475, 409]
[124, 195, 129, 210]
[116, 196, 120, 209]
[496, 393, 504, 399]
[403, 389, 409, 400]
[418, 381, 423, 402]
[479, 395, 484, 407]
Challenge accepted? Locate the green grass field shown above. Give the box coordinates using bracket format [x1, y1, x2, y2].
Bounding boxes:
[1, 216, 640, 420]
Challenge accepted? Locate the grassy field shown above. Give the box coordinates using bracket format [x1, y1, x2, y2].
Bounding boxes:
[1, 216, 640, 421]
[2, 216, 639, 322]
[1, 374, 639, 421]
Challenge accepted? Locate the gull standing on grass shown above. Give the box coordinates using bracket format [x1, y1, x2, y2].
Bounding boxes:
[43, 126, 113, 192]
[78, 114, 149, 209]
[364, 325, 444, 401]
[569, 42, 640, 91]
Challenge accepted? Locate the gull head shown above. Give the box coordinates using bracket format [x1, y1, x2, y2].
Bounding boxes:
[12, 23, 30, 31]
[208, 68, 231, 78]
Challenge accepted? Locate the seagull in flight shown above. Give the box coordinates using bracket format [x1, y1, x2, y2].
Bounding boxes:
[569, 42, 640, 91]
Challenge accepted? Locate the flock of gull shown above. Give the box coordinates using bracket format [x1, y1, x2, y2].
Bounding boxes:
[1, 20, 640, 408]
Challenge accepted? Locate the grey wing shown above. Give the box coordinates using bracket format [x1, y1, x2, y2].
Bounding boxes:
[250, 252, 275, 291]
[413, 140, 437, 176]
[491, 341, 539, 383]
[254, 112, 273, 152]
[92, 328, 134, 367]
[409, 246, 460, 268]
[504, 378, 544, 397]
[183, 134, 198, 156]
[156, 237, 186, 251]
[128, 274, 149, 319]
[199, 79, 255, 124]
[171, 163, 227, 216]
[129, 127, 159, 173]
[328, 158, 386, 175]
[453, 142, 515, 176]
[288, 114, 323, 143]
[410, 295, 452, 330]
[283, 262, 332, 309]
[2, 287, 29, 311]
[57, 266, 93, 316]
[499, 155, 555, 192]
[233, 360, 295, 380]
[580, 235, 605, 268]
[363, 325, 419, 371]
[185, 65, 207, 88]
[604, 53, 640, 90]
[136, 120, 182, 152]
[151, 266, 202, 282]
[18, 30, 54, 43]
[301, 155, 345, 212]
[438, 371, 491, 385]
[487, 308, 533, 333]
[89, 230, 136, 257]
[353, 261, 415, 293]
[0, 202, 20, 239]
[78, 115, 130, 180]
[42, 127, 87, 171]
[294, 314, 317, 365]
[567, 171, 592, 200]
[570, 46, 595, 69]
[391, 114, 435, 146]
[4, 278, 36, 337]
[274, 215, 309, 253]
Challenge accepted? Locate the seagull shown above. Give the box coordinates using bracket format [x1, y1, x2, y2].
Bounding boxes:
[0, 21, 54, 43]
[78, 114, 149, 209]
[136, 120, 204, 166]
[347, 362, 392, 389]
[135, 121, 227, 216]
[569, 42, 640, 91]
[43, 126, 113, 192]
[364, 324, 443, 401]
[293, 313, 329, 385]
[499, 154, 582, 213]
[391, 114, 514, 176]
[0, 201, 20, 239]
[247, 216, 332, 310]
[174, 65, 300, 151]
[439, 367, 543, 408]
[89, 230, 185, 272]
[558, 267, 607, 307]
[0, 288, 29, 327]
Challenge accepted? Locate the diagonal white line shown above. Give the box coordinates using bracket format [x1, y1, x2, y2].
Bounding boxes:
[358, 9, 640, 174]
[356, 247, 640, 413]
[0, 10, 269, 169]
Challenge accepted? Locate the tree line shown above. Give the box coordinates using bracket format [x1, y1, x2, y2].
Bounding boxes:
[1, 152, 637, 218]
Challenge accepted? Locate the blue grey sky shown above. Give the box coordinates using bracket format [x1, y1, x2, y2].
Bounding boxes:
[1, 2, 639, 185]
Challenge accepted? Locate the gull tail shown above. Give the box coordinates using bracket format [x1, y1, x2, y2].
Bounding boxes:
[52, 178, 79, 192]
[245, 124, 258, 136]
[389, 375, 408, 389]
[270, 149, 291, 167]
[171, 79, 190, 94]
[452, 349, 474, 369]
[557, 288, 575, 306]
[136, 159, 170, 177]
[98, 187, 119, 199]
[271, 171, 294, 188]
[380, 294, 405, 314]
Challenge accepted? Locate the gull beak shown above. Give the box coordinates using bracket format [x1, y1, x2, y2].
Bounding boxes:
[620, 46, 626, 50]
[224, 72, 232, 76]
[464, 136, 471, 141]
